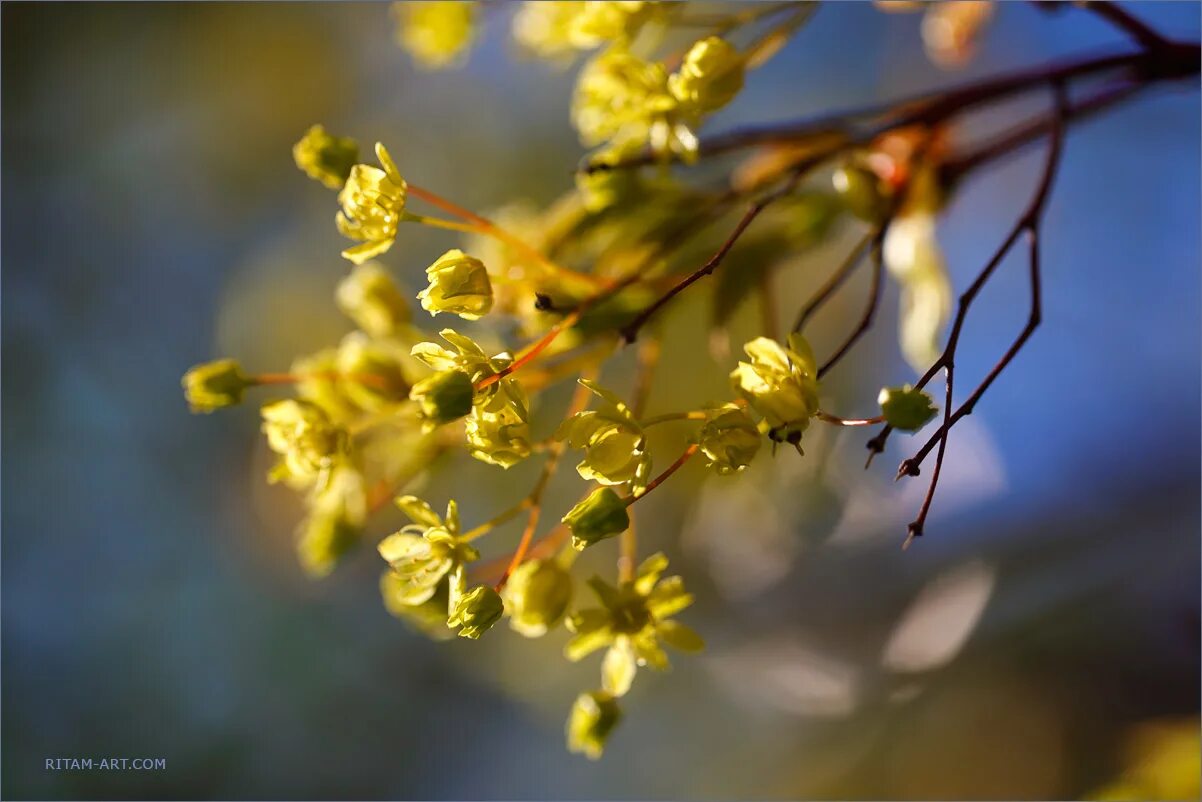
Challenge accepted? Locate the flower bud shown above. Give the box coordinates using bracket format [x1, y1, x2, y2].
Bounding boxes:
[409, 369, 474, 429]
[292, 125, 359, 190]
[260, 399, 344, 483]
[668, 36, 745, 114]
[503, 558, 573, 638]
[562, 488, 630, 551]
[418, 249, 494, 320]
[336, 262, 410, 337]
[697, 407, 761, 475]
[182, 358, 251, 413]
[447, 584, 504, 639]
[878, 384, 938, 431]
[833, 162, 890, 224]
[566, 691, 622, 760]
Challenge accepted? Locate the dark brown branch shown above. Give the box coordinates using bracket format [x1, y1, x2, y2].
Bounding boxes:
[791, 230, 874, 334]
[817, 232, 885, 380]
[619, 156, 826, 343]
[944, 80, 1143, 182]
[1082, 1, 1172, 50]
[897, 82, 1068, 546]
[582, 38, 1197, 175]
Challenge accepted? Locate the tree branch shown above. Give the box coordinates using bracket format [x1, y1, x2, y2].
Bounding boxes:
[896, 82, 1068, 546]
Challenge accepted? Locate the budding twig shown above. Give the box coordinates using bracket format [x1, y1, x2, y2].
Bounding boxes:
[895, 81, 1068, 546]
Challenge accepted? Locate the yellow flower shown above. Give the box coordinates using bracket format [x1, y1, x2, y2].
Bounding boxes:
[260, 399, 346, 485]
[697, 405, 761, 475]
[512, 1, 586, 61]
[465, 381, 531, 468]
[378, 496, 479, 606]
[395, 1, 477, 70]
[336, 143, 407, 264]
[668, 36, 745, 115]
[569, 1, 650, 49]
[555, 379, 651, 493]
[336, 262, 411, 338]
[418, 249, 494, 320]
[572, 46, 675, 150]
[730, 334, 820, 444]
[564, 553, 703, 697]
[182, 358, 251, 413]
[566, 690, 622, 760]
[410, 329, 519, 414]
[503, 558, 573, 638]
[410, 328, 512, 386]
[292, 125, 359, 190]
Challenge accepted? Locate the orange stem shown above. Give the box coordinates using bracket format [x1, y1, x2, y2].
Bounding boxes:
[406, 183, 605, 288]
[627, 443, 699, 505]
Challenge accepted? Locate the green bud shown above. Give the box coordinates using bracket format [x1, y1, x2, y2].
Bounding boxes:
[409, 369, 474, 429]
[293, 124, 359, 190]
[832, 162, 890, 224]
[418, 249, 494, 320]
[503, 558, 573, 638]
[878, 384, 938, 431]
[697, 407, 761, 475]
[562, 488, 630, 551]
[182, 358, 252, 413]
[336, 262, 410, 337]
[447, 584, 504, 639]
[566, 691, 621, 760]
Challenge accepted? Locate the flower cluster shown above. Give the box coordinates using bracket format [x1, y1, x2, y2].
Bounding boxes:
[185, 0, 975, 759]
[572, 35, 745, 163]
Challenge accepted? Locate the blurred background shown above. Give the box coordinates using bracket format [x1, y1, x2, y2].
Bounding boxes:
[2, 2, 1199, 799]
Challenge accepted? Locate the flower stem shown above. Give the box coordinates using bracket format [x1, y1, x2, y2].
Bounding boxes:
[816, 411, 886, 427]
[405, 183, 605, 288]
[627, 443, 700, 504]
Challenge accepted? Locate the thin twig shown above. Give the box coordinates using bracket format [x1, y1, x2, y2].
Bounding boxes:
[1081, 0, 1171, 50]
[791, 230, 875, 334]
[817, 230, 886, 380]
[898, 82, 1068, 546]
[620, 158, 824, 343]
